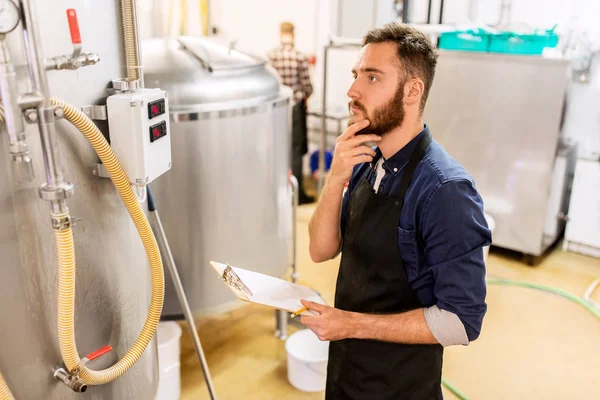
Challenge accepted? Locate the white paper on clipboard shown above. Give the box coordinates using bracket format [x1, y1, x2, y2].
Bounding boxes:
[210, 261, 326, 316]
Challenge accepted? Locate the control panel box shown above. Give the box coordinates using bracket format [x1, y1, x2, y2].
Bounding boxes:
[106, 88, 171, 185]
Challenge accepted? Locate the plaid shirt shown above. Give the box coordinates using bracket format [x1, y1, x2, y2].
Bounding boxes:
[268, 44, 313, 104]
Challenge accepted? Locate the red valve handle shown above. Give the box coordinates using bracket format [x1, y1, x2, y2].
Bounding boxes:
[85, 345, 112, 361]
[66, 9, 81, 44]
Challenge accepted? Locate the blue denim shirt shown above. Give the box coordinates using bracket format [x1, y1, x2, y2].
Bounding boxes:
[340, 125, 492, 341]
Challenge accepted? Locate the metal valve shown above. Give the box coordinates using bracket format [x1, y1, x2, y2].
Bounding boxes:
[46, 9, 100, 71]
[54, 345, 112, 393]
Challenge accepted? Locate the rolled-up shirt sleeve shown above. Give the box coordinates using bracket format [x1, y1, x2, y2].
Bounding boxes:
[421, 179, 492, 341]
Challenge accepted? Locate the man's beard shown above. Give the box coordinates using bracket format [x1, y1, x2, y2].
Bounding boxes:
[348, 83, 405, 137]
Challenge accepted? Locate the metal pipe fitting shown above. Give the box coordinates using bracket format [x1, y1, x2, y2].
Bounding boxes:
[53, 368, 88, 393]
[46, 52, 100, 71]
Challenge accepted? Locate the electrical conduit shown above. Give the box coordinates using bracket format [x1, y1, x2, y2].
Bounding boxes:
[121, 0, 142, 83]
[51, 97, 164, 385]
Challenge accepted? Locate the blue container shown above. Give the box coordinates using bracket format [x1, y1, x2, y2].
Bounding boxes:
[439, 30, 490, 52]
[310, 150, 333, 176]
[488, 31, 559, 55]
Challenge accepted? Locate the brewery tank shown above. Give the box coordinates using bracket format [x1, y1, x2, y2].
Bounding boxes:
[0, 1, 158, 399]
[143, 37, 293, 316]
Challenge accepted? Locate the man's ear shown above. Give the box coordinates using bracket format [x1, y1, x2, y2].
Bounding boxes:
[405, 79, 424, 106]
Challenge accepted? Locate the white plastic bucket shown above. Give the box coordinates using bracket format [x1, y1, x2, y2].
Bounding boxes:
[484, 213, 496, 262]
[285, 329, 329, 392]
[156, 321, 182, 400]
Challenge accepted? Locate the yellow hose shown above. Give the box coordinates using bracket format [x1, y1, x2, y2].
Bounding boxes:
[51, 97, 164, 385]
[0, 372, 15, 400]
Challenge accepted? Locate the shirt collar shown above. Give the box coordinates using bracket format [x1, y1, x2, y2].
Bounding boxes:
[372, 124, 430, 176]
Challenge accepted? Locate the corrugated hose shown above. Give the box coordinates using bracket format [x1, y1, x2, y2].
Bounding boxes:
[51, 97, 164, 385]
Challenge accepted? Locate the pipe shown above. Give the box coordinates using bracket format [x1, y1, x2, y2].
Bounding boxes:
[0, 41, 25, 152]
[0, 41, 34, 184]
[289, 174, 299, 283]
[275, 309, 288, 340]
[121, 0, 143, 85]
[147, 187, 218, 400]
[427, 0, 432, 24]
[0, 372, 15, 400]
[401, 0, 410, 23]
[318, 42, 329, 194]
[21, 0, 70, 216]
[51, 98, 165, 385]
[468, 0, 478, 22]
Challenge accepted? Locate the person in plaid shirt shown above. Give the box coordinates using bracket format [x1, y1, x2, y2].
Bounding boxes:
[268, 22, 314, 204]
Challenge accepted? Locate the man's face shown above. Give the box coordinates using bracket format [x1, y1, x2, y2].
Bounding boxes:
[347, 42, 406, 136]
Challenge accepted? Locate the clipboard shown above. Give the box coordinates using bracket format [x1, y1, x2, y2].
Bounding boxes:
[210, 261, 326, 316]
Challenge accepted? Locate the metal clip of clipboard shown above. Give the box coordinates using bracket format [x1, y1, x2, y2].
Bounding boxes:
[221, 264, 253, 298]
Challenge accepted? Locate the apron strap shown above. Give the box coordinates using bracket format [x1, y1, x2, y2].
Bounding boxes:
[392, 130, 433, 209]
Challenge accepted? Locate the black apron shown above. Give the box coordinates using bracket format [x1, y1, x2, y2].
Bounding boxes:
[326, 131, 443, 400]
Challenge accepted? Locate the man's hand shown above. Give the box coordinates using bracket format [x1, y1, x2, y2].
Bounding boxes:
[328, 120, 381, 189]
[299, 299, 355, 341]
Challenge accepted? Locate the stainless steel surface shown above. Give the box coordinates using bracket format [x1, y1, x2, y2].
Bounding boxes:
[424, 51, 570, 256]
[143, 38, 279, 111]
[0, 1, 158, 398]
[150, 205, 217, 400]
[81, 105, 107, 120]
[145, 38, 292, 316]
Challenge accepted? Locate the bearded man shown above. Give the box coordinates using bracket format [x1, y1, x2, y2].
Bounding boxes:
[302, 23, 492, 400]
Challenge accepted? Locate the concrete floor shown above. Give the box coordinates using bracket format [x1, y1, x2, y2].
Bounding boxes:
[179, 204, 600, 400]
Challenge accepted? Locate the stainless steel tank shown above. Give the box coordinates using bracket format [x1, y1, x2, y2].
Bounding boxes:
[143, 37, 292, 316]
[0, 2, 158, 399]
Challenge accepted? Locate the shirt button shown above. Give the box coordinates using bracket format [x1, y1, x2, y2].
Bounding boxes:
[393, 167, 398, 172]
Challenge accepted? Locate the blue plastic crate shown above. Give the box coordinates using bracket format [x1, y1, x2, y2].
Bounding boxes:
[488, 31, 559, 55]
[439, 30, 490, 52]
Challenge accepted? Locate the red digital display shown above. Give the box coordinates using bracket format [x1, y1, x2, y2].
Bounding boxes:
[149, 121, 167, 143]
[148, 99, 166, 119]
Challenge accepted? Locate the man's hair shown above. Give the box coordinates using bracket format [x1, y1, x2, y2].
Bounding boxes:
[280, 22, 294, 35]
[363, 22, 438, 112]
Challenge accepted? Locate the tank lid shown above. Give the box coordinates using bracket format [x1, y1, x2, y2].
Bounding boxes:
[176, 36, 264, 72]
[143, 37, 282, 110]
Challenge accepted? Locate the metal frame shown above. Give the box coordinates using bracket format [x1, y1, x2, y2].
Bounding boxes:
[317, 36, 363, 193]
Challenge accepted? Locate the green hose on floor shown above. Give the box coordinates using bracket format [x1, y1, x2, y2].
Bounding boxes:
[441, 277, 600, 400]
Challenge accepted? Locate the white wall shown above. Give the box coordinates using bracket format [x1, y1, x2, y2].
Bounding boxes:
[211, 0, 321, 58]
